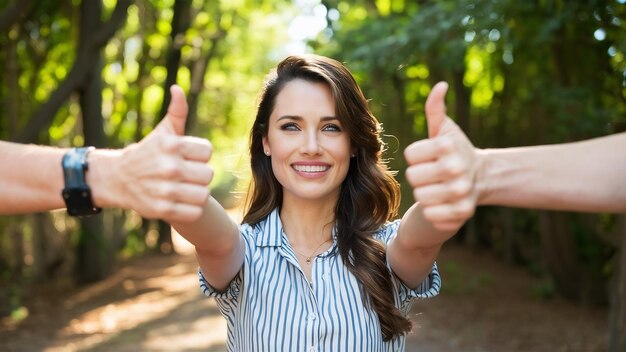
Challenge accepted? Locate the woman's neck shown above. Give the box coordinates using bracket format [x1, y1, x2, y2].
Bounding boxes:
[280, 196, 336, 246]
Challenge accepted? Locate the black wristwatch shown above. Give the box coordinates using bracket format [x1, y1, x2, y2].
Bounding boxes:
[61, 147, 102, 216]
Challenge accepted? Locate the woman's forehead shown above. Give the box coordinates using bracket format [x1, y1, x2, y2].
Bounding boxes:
[270, 79, 336, 120]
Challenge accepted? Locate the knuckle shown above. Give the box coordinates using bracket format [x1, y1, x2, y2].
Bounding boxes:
[452, 179, 471, 197]
[205, 167, 214, 184]
[455, 200, 475, 218]
[435, 138, 454, 153]
[404, 140, 417, 152]
[405, 167, 417, 185]
[159, 183, 176, 198]
[423, 206, 438, 221]
[161, 160, 182, 179]
[441, 160, 463, 177]
[194, 187, 210, 205]
[413, 188, 421, 202]
[162, 135, 181, 153]
[153, 201, 173, 217]
[188, 206, 203, 221]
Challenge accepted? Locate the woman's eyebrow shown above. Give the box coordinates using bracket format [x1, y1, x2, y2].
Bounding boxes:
[276, 115, 339, 122]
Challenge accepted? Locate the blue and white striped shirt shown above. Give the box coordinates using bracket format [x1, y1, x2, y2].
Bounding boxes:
[199, 208, 441, 351]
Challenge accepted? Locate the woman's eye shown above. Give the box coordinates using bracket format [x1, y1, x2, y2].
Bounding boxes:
[280, 123, 300, 131]
[322, 124, 342, 132]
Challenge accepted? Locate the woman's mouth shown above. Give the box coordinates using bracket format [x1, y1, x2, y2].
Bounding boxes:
[292, 164, 330, 173]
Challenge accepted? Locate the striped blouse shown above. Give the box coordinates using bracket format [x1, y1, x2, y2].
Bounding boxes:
[199, 208, 441, 351]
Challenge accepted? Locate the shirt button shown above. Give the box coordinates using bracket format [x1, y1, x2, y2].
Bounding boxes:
[322, 274, 329, 280]
[308, 313, 316, 321]
[308, 347, 317, 352]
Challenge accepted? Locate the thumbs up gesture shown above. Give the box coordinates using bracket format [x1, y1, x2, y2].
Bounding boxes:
[91, 85, 213, 223]
[404, 82, 479, 231]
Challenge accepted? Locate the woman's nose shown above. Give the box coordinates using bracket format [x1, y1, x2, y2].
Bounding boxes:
[301, 131, 322, 155]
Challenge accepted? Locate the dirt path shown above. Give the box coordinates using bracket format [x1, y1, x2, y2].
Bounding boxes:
[1, 238, 607, 351]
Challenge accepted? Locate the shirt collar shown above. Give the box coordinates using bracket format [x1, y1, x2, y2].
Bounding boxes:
[254, 207, 339, 256]
[255, 208, 284, 247]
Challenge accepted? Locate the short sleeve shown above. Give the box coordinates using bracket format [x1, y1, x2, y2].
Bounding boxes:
[198, 267, 242, 300]
[375, 220, 442, 308]
[395, 262, 441, 307]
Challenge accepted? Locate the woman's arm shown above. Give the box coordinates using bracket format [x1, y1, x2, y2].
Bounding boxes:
[171, 197, 244, 291]
[387, 204, 457, 288]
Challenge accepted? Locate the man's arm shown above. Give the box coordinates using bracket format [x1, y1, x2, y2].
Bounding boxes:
[0, 85, 214, 223]
[477, 133, 626, 212]
[405, 81, 626, 229]
[0, 141, 67, 214]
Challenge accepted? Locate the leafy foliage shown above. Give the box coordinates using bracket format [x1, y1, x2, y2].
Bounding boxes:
[313, 0, 624, 305]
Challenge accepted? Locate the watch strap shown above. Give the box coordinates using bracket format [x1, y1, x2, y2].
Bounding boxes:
[61, 147, 102, 216]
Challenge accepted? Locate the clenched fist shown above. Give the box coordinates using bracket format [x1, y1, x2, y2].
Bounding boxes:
[89, 85, 213, 223]
[404, 82, 479, 231]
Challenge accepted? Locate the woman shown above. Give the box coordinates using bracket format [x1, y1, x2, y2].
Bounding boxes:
[172, 55, 470, 351]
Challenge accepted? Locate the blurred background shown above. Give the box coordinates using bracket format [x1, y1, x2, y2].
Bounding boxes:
[0, 0, 625, 351]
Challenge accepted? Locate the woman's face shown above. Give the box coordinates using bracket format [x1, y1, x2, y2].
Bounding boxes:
[262, 79, 352, 204]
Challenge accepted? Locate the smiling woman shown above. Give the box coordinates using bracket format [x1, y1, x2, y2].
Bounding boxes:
[262, 79, 352, 204]
[170, 54, 469, 352]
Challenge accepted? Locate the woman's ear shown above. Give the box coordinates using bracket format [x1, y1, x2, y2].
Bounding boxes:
[262, 136, 270, 156]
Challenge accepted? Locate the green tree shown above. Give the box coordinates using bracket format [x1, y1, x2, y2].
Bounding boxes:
[314, 0, 625, 349]
[0, 0, 293, 318]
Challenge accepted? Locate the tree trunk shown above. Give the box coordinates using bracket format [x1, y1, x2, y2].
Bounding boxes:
[10, 220, 24, 278]
[4, 25, 20, 137]
[75, 0, 111, 284]
[451, 68, 470, 137]
[155, 0, 191, 253]
[0, 0, 34, 32]
[31, 212, 66, 280]
[609, 215, 626, 352]
[539, 212, 582, 300]
[539, 211, 607, 305]
[32, 213, 48, 281]
[4, 29, 25, 279]
[186, 29, 225, 132]
[500, 208, 515, 263]
[14, 0, 131, 143]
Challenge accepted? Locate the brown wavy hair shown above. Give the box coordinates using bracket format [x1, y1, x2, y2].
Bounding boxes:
[243, 55, 410, 341]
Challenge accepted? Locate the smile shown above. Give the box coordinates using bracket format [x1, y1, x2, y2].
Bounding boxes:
[292, 164, 330, 173]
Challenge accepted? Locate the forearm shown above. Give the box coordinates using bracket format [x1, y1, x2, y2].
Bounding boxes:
[172, 196, 243, 290]
[477, 133, 626, 213]
[171, 197, 239, 251]
[388, 203, 450, 288]
[0, 142, 67, 214]
[0, 141, 128, 214]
